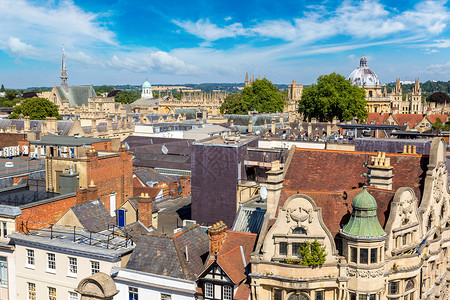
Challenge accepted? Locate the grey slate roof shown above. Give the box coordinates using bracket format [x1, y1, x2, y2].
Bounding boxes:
[126, 225, 208, 280]
[71, 200, 115, 232]
[173, 226, 209, 277]
[55, 86, 96, 107]
[126, 234, 187, 279]
[0, 204, 21, 217]
[131, 98, 159, 106]
[134, 169, 177, 184]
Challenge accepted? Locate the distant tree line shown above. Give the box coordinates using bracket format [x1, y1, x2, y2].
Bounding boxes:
[384, 80, 450, 99]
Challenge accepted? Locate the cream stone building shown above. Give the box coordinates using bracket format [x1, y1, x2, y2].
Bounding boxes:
[250, 138, 450, 300]
[348, 56, 424, 115]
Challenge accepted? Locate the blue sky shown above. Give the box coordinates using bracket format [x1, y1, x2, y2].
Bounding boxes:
[0, 0, 449, 88]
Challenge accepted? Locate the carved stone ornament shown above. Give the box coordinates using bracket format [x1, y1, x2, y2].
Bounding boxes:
[433, 175, 444, 204]
[287, 206, 313, 226]
[347, 268, 384, 278]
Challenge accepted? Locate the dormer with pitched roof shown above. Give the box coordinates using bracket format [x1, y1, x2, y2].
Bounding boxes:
[198, 224, 257, 300]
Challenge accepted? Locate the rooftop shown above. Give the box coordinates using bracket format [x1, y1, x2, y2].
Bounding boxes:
[10, 226, 135, 260]
[29, 135, 109, 146]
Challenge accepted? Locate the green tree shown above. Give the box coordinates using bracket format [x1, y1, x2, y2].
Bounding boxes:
[9, 98, 61, 120]
[298, 239, 327, 267]
[298, 73, 367, 122]
[0, 84, 5, 92]
[220, 78, 285, 114]
[220, 93, 247, 114]
[5, 90, 18, 101]
[114, 90, 140, 104]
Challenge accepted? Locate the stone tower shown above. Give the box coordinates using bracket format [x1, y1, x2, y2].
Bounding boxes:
[410, 78, 422, 114]
[391, 78, 402, 114]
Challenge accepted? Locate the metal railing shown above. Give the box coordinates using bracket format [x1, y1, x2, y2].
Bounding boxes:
[20, 221, 134, 250]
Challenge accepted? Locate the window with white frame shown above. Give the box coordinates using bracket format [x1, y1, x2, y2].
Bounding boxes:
[48, 287, 56, 300]
[129, 287, 138, 300]
[223, 285, 233, 300]
[205, 282, 214, 298]
[68, 257, 77, 274]
[0, 256, 7, 287]
[47, 253, 56, 271]
[26, 249, 35, 266]
[69, 292, 78, 300]
[90, 261, 99, 274]
[28, 282, 36, 300]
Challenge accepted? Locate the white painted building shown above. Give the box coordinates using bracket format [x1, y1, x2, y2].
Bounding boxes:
[113, 267, 197, 300]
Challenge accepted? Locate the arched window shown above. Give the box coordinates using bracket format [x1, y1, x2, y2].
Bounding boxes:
[441, 205, 445, 219]
[292, 227, 307, 234]
[288, 293, 309, 300]
[405, 279, 414, 292]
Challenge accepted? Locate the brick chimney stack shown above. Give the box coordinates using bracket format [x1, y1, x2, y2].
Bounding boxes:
[138, 193, 153, 228]
[87, 179, 98, 201]
[208, 221, 227, 255]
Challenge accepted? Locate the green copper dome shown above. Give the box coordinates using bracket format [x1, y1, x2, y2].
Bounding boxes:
[142, 80, 151, 88]
[342, 187, 386, 238]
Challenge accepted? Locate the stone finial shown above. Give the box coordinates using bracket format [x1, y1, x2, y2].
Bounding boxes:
[89, 179, 95, 187]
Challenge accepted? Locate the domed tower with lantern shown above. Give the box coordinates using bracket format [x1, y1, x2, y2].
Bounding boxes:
[340, 187, 388, 300]
[348, 55, 391, 114]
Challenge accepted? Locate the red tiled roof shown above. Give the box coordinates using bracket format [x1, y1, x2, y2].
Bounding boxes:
[391, 114, 425, 128]
[133, 176, 145, 187]
[278, 148, 428, 236]
[206, 231, 257, 284]
[427, 114, 447, 124]
[367, 113, 390, 125]
[234, 281, 251, 300]
[133, 186, 161, 199]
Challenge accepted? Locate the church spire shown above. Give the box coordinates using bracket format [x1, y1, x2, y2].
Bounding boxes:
[61, 46, 68, 92]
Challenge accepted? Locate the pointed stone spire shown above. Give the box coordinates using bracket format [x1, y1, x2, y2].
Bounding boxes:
[61, 45, 68, 92]
[245, 72, 250, 87]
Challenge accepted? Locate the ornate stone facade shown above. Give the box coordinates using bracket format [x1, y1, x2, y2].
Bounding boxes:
[250, 138, 450, 300]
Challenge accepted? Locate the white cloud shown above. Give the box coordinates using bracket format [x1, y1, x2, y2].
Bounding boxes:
[108, 51, 201, 75]
[0, 0, 115, 59]
[174, 0, 449, 45]
[4, 37, 38, 58]
[426, 61, 450, 75]
[172, 19, 248, 42]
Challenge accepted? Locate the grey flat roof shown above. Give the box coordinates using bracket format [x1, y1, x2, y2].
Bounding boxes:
[10, 228, 134, 261]
[29, 135, 109, 146]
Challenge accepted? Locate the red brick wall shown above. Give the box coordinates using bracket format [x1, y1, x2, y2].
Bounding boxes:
[16, 194, 78, 232]
[180, 176, 191, 197]
[0, 133, 26, 148]
[86, 149, 133, 213]
[91, 140, 112, 152]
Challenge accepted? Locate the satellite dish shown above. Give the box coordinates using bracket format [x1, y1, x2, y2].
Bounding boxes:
[161, 144, 168, 155]
[260, 186, 268, 200]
